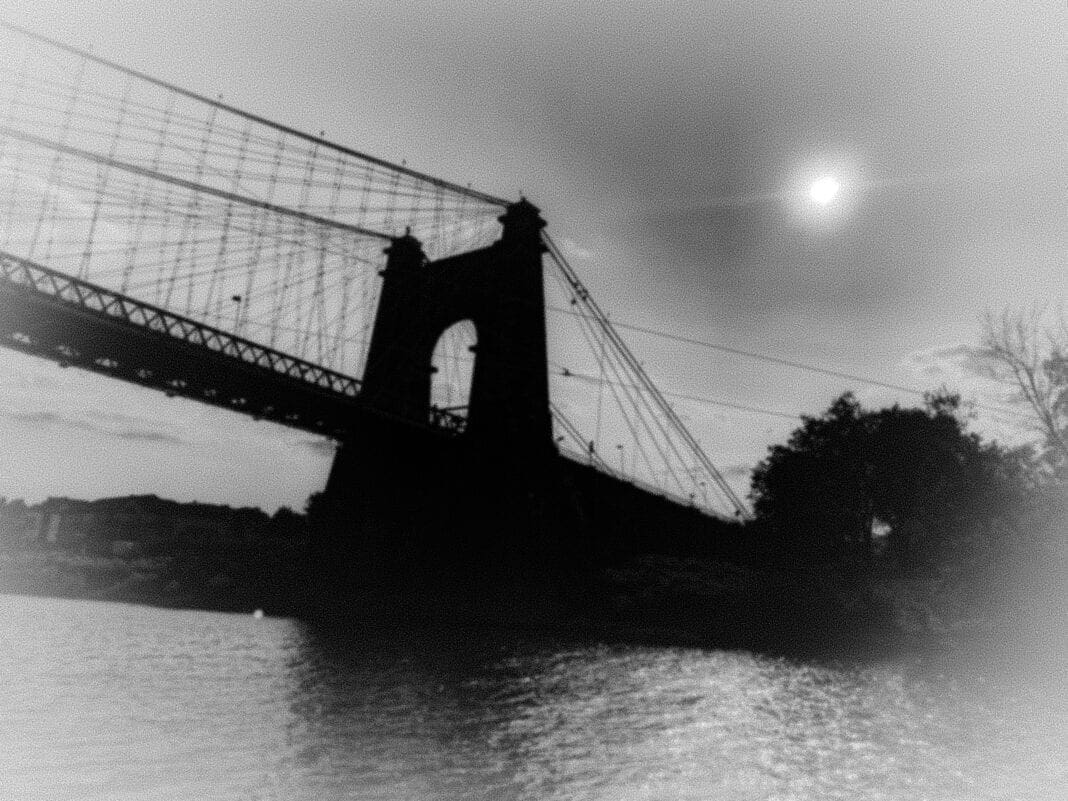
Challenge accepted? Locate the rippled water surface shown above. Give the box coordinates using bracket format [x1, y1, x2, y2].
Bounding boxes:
[0, 594, 1064, 800]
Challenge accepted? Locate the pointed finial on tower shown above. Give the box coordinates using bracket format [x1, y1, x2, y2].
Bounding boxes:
[381, 227, 425, 273]
[499, 197, 546, 248]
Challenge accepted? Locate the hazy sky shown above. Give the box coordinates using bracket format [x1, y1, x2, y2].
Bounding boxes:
[0, 0, 1064, 510]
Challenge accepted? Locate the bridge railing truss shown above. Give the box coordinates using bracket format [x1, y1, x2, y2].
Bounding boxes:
[0, 250, 361, 398]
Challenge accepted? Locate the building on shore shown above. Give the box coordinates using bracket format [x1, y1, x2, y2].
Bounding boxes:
[0, 495, 299, 556]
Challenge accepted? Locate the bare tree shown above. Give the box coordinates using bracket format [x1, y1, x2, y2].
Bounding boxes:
[980, 307, 1068, 473]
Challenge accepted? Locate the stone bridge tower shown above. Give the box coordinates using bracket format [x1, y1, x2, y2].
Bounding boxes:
[317, 199, 566, 587]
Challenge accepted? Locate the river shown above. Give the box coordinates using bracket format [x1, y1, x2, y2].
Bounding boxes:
[0, 594, 1064, 800]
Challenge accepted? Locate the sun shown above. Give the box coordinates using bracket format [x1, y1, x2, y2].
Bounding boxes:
[808, 176, 840, 206]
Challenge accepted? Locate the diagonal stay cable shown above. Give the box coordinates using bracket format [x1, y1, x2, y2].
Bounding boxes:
[544, 232, 750, 517]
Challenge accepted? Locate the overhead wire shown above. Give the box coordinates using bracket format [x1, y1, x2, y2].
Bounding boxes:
[545, 307, 1031, 429]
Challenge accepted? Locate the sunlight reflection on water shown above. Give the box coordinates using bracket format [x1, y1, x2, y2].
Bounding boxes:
[0, 594, 1064, 800]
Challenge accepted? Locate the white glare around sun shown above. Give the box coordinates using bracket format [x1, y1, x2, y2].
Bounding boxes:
[809, 176, 840, 205]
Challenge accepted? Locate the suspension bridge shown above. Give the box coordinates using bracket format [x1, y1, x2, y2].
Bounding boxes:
[0, 23, 749, 569]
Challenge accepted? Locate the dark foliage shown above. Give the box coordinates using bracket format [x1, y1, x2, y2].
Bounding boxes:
[749, 392, 1031, 566]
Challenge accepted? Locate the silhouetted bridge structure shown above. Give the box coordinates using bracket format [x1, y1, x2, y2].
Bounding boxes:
[0, 24, 748, 577]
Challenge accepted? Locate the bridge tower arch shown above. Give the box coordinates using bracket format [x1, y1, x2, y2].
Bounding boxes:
[356, 198, 551, 448]
[429, 319, 478, 420]
[318, 199, 566, 579]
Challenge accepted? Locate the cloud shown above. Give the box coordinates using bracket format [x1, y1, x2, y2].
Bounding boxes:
[559, 238, 596, 260]
[0, 407, 187, 446]
[898, 343, 991, 381]
[109, 428, 187, 446]
[721, 463, 754, 480]
[2, 410, 68, 428]
[291, 437, 337, 456]
[84, 409, 163, 427]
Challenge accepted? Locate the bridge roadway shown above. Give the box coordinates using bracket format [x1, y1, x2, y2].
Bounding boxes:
[0, 250, 465, 439]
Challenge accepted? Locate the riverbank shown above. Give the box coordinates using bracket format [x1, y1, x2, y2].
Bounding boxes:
[3, 544, 1058, 661]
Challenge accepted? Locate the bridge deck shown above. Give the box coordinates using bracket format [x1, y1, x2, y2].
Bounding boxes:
[0, 251, 466, 437]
